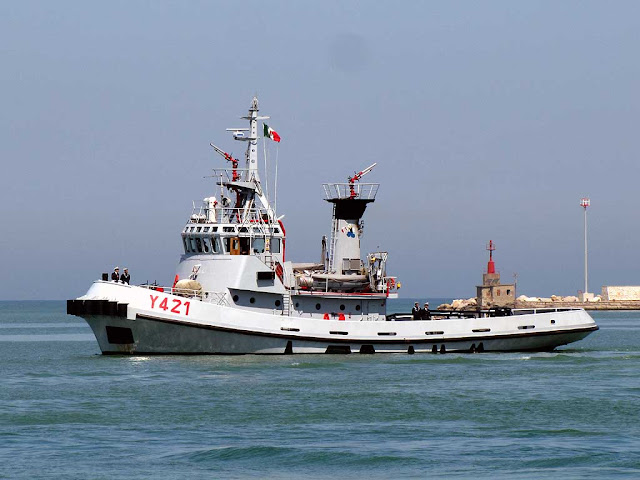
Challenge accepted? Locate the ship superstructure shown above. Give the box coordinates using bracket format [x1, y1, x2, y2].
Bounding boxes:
[175, 98, 397, 323]
[68, 97, 598, 354]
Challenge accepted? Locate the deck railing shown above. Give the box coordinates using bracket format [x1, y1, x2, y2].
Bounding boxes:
[387, 306, 581, 321]
[139, 284, 229, 306]
[323, 183, 379, 200]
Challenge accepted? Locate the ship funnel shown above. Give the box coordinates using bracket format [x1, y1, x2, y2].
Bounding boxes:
[323, 182, 379, 274]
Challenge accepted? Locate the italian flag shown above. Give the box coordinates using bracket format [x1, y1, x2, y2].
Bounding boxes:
[263, 124, 281, 142]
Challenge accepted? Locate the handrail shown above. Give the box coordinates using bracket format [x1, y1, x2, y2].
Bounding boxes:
[188, 206, 278, 227]
[138, 284, 229, 306]
[323, 183, 379, 200]
[388, 306, 582, 321]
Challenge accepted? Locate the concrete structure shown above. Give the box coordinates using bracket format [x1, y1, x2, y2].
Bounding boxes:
[476, 241, 515, 309]
[601, 286, 640, 301]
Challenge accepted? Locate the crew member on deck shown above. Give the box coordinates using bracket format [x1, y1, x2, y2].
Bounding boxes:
[422, 302, 431, 320]
[120, 268, 130, 285]
[412, 302, 421, 320]
[111, 267, 120, 282]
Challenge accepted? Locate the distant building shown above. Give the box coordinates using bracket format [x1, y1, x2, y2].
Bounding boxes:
[476, 240, 515, 309]
[601, 286, 640, 301]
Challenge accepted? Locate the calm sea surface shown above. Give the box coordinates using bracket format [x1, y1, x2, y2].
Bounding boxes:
[1, 299, 639, 479]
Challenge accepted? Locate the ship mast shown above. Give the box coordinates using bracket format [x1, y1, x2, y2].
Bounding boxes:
[243, 97, 274, 220]
[244, 97, 261, 183]
[210, 97, 275, 223]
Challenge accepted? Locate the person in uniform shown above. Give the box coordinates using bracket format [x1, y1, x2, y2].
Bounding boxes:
[412, 302, 421, 320]
[120, 267, 130, 285]
[111, 267, 120, 282]
[422, 302, 431, 320]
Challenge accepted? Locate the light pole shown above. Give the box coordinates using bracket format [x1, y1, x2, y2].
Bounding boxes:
[580, 197, 590, 296]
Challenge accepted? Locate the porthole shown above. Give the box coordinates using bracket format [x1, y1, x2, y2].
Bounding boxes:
[355, 305, 361, 311]
[340, 304, 345, 311]
[275, 300, 281, 307]
[250, 297, 256, 304]
[232, 295, 239, 302]
[295, 302, 299, 308]
[315, 303, 321, 310]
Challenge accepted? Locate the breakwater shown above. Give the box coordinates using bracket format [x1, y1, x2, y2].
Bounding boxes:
[515, 300, 640, 311]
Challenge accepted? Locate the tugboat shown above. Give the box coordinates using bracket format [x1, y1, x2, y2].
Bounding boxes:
[67, 97, 598, 354]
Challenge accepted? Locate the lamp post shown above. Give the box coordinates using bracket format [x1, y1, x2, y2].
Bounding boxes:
[580, 197, 590, 296]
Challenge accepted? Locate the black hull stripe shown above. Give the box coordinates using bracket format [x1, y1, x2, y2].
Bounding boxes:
[135, 313, 598, 345]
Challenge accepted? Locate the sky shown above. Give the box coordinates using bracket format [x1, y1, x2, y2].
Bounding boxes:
[1, 1, 639, 300]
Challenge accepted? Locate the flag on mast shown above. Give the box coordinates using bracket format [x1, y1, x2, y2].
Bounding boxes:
[263, 124, 281, 142]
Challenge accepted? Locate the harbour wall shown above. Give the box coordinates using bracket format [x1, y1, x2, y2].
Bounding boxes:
[515, 300, 640, 311]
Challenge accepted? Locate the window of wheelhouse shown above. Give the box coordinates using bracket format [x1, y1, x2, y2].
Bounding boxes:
[211, 236, 221, 253]
[271, 238, 281, 254]
[182, 237, 189, 253]
[252, 237, 265, 254]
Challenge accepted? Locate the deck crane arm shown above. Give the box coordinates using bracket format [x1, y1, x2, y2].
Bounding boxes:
[210, 143, 240, 181]
[348, 162, 377, 198]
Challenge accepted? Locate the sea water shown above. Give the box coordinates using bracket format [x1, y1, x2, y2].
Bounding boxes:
[0, 300, 639, 479]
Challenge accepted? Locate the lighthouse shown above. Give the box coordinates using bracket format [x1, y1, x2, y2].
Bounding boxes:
[476, 240, 516, 309]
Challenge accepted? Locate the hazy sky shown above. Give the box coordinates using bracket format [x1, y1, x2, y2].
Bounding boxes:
[1, 1, 639, 300]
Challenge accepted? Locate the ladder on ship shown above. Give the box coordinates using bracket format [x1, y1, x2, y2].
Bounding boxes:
[327, 208, 338, 272]
[282, 291, 292, 316]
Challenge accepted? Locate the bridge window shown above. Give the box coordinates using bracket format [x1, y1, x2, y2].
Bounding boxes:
[195, 238, 203, 253]
[271, 238, 281, 254]
[202, 237, 210, 253]
[253, 237, 265, 254]
[211, 236, 221, 253]
[182, 237, 189, 253]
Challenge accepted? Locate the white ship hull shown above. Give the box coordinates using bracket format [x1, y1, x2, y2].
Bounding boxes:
[68, 98, 598, 355]
[70, 282, 598, 355]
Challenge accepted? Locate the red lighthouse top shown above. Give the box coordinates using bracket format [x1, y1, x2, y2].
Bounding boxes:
[486, 240, 496, 274]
